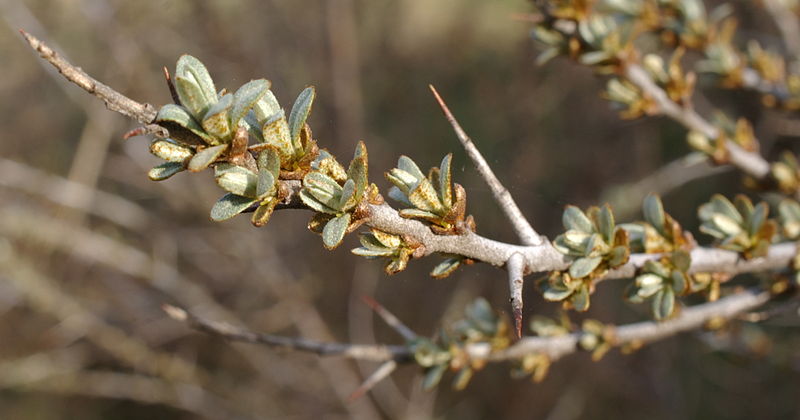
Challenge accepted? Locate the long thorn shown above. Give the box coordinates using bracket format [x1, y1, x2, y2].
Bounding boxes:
[429, 85, 543, 246]
[347, 360, 398, 402]
[361, 296, 417, 341]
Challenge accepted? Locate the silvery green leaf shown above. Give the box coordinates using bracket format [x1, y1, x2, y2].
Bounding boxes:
[561, 230, 592, 253]
[351, 247, 394, 257]
[643, 260, 670, 278]
[636, 275, 663, 298]
[176, 55, 217, 108]
[288, 87, 315, 149]
[543, 281, 573, 301]
[596, 205, 615, 243]
[322, 213, 350, 249]
[710, 213, 743, 236]
[252, 90, 282, 122]
[155, 104, 215, 144]
[370, 230, 402, 248]
[150, 139, 193, 163]
[262, 114, 293, 161]
[175, 75, 214, 121]
[569, 256, 602, 279]
[670, 271, 687, 295]
[303, 172, 344, 209]
[643, 193, 665, 234]
[583, 233, 608, 258]
[251, 199, 277, 227]
[231, 79, 270, 127]
[215, 163, 258, 197]
[399, 208, 441, 222]
[210, 193, 257, 221]
[431, 257, 461, 279]
[299, 190, 339, 214]
[452, 367, 473, 391]
[256, 169, 276, 199]
[242, 112, 264, 142]
[386, 168, 419, 194]
[347, 156, 368, 202]
[749, 202, 768, 237]
[313, 150, 347, 182]
[438, 154, 453, 209]
[563, 206, 594, 233]
[202, 93, 234, 139]
[408, 180, 444, 214]
[671, 250, 691, 272]
[422, 364, 447, 390]
[571, 284, 590, 311]
[338, 179, 357, 210]
[188, 144, 227, 172]
[257, 146, 282, 179]
[734, 195, 755, 221]
[397, 156, 426, 181]
[702, 195, 742, 224]
[148, 162, 184, 181]
[652, 287, 675, 320]
[388, 186, 413, 207]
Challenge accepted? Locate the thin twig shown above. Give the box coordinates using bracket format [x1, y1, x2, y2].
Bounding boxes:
[20, 30, 157, 124]
[163, 305, 410, 362]
[361, 296, 418, 341]
[429, 85, 544, 246]
[507, 253, 526, 339]
[623, 64, 771, 179]
[348, 360, 398, 402]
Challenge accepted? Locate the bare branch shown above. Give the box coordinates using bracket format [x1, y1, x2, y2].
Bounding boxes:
[476, 288, 773, 362]
[764, 0, 800, 60]
[507, 253, 526, 339]
[20, 30, 157, 125]
[429, 85, 544, 246]
[348, 360, 398, 402]
[163, 305, 410, 362]
[361, 296, 418, 341]
[623, 64, 771, 179]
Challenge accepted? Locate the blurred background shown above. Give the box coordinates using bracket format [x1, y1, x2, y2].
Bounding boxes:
[1, 0, 799, 418]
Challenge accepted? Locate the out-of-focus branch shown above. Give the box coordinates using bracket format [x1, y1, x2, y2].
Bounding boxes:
[475, 287, 773, 362]
[764, 0, 800, 60]
[163, 305, 409, 362]
[166, 288, 777, 366]
[623, 64, 771, 179]
[429, 85, 544, 246]
[602, 153, 730, 219]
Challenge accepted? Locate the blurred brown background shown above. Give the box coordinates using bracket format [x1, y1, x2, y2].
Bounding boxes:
[1, 0, 798, 419]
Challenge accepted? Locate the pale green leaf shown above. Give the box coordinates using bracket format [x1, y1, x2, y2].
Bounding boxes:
[322, 213, 350, 249]
[210, 193, 257, 221]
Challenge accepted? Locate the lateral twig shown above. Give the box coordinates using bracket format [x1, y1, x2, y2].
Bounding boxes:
[347, 360, 398, 402]
[162, 305, 410, 362]
[429, 85, 543, 246]
[20, 29, 157, 124]
[361, 296, 418, 341]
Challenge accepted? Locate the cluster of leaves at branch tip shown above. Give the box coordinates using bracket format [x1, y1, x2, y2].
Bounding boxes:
[622, 193, 695, 254]
[698, 194, 776, 259]
[533, 0, 800, 116]
[626, 251, 691, 320]
[146, 55, 321, 226]
[412, 298, 510, 391]
[688, 117, 757, 164]
[387, 154, 474, 235]
[301, 141, 377, 249]
[778, 199, 800, 285]
[543, 203, 630, 311]
[351, 229, 416, 275]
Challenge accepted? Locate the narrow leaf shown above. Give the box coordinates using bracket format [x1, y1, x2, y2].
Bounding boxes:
[188, 144, 228, 172]
[430, 257, 462, 279]
[148, 162, 184, 181]
[643, 193, 666, 234]
[231, 79, 270, 127]
[322, 213, 351, 249]
[210, 193, 257, 221]
[569, 256, 602, 279]
[288, 86, 315, 148]
[563, 206, 594, 233]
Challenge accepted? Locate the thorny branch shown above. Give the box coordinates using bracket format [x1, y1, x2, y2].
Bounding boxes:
[165, 288, 774, 364]
[21, 28, 795, 384]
